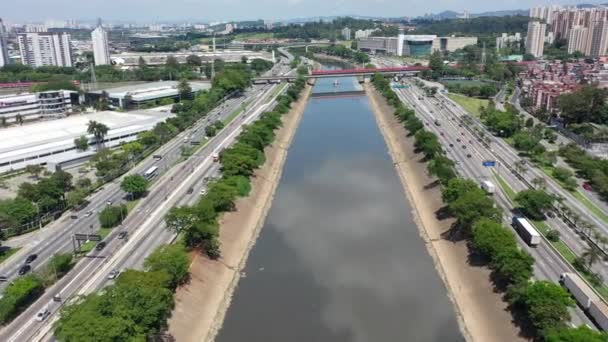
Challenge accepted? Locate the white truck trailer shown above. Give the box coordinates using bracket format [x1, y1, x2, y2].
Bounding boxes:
[481, 180, 495, 194]
[511, 217, 541, 247]
[561, 272, 608, 330]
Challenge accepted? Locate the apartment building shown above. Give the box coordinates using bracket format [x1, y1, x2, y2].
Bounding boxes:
[0, 18, 9, 67]
[18, 32, 73, 67]
[526, 21, 547, 58]
[91, 25, 111, 65]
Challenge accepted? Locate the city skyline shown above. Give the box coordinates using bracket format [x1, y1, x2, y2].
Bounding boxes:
[3, 0, 607, 23]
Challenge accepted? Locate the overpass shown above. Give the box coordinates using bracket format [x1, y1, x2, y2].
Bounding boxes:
[252, 66, 428, 84]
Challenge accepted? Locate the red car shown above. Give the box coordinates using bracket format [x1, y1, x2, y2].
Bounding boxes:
[583, 182, 593, 191]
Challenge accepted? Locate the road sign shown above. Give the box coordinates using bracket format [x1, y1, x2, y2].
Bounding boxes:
[87, 234, 102, 242]
[482, 161, 496, 167]
[74, 234, 88, 241]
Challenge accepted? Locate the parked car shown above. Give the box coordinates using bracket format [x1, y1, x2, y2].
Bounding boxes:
[18, 265, 31, 275]
[25, 254, 37, 264]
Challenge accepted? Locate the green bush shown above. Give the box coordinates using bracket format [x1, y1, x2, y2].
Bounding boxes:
[99, 204, 127, 228]
[0, 275, 44, 324]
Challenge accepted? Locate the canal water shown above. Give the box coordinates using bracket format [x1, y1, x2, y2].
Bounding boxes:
[216, 75, 463, 341]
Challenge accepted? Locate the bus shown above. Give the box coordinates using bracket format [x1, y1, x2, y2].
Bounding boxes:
[143, 166, 159, 180]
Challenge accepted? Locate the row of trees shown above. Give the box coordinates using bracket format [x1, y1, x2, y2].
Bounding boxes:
[560, 143, 608, 201]
[307, 45, 370, 64]
[165, 75, 307, 258]
[54, 244, 189, 340]
[371, 72, 607, 341]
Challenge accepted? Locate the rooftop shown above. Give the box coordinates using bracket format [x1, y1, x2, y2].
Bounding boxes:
[89, 81, 211, 101]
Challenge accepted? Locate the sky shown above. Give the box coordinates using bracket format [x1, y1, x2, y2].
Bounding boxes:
[3, 0, 607, 23]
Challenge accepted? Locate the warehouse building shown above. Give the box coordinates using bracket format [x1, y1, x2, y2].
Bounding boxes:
[0, 109, 173, 173]
[87, 81, 211, 109]
[358, 34, 478, 57]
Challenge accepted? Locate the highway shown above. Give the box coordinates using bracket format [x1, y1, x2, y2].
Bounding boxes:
[395, 83, 593, 327]
[0, 62, 294, 341]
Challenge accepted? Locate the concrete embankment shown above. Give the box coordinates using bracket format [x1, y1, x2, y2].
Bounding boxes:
[365, 84, 525, 342]
[167, 84, 313, 342]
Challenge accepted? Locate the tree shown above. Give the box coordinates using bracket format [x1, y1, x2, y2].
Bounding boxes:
[66, 189, 87, 208]
[15, 114, 23, 125]
[177, 79, 192, 101]
[144, 244, 189, 288]
[449, 187, 502, 228]
[428, 50, 444, 79]
[24, 164, 43, 179]
[513, 131, 542, 154]
[186, 54, 202, 66]
[87, 120, 109, 149]
[205, 125, 217, 137]
[98, 204, 127, 228]
[546, 325, 608, 342]
[515, 189, 554, 220]
[427, 155, 456, 184]
[120, 174, 148, 199]
[581, 245, 602, 268]
[557, 85, 608, 125]
[74, 135, 89, 152]
[513, 281, 574, 335]
[95, 91, 110, 111]
[165, 206, 198, 235]
[442, 178, 479, 203]
[0, 274, 44, 324]
[414, 130, 442, 159]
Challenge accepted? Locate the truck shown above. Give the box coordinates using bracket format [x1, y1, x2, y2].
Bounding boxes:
[560, 273, 599, 309]
[481, 180, 495, 194]
[511, 217, 541, 247]
[561, 272, 608, 330]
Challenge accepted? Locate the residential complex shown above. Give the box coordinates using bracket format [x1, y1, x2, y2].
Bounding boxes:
[354, 28, 377, 40]
[358, 34, 477, 57]
[17, 32, 73, 67]
[496, 32, 522, 52]
[530, 5, 608, 57]
[91, 25, 111, 65]
[525, 21, 546, 58]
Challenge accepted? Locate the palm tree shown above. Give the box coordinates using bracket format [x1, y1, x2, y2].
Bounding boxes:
[582, 245, 602, 268]
[87, 120, 109, 149]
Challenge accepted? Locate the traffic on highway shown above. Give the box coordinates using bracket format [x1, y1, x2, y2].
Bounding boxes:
[0, 59, 295, 342]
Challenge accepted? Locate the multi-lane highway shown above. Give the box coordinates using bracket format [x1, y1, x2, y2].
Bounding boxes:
[395, 82, 593, 327]
[0, 61, 295, 341]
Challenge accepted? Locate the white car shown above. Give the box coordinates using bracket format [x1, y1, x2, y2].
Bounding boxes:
[200, 189, 208, 195]
[107, 269, 120, 280]
[35, 307, 50, 322]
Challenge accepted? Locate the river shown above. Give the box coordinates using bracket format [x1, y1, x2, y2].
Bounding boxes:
[215, 73, 464, 341]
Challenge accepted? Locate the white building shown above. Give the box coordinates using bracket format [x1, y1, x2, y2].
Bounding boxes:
[358, 34, 477, 57]
[18, 32, 73, 67]
[341, 27, 351, 40]
[355, 29, 377, 40]
[525, 21, 546, 58]
[0, 90, 76, 123]
[496, 32, 522, 51]
[24, 24, 47, 33]
[0, 18, 9, 67]
[91, 25, 111, 65]
[590, 20, 608, 57]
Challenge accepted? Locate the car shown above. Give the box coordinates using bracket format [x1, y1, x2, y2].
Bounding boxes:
[461, 132, 465, 136]
[95, 242, 106, 251]
[18, 265, 31, 275]
[456, 138, 461, 142]
[35, 307, 50, 322]
[187, 188, 194, 194]
[462, 145, 467, 149]
[70, 214, 78, 219]
[547, 211, 556, 218]
[106, 200, 113, 206]
[583, 182, 593, 191]
[107, 269, 120, 280]
[117, 231, 128, 240]
[439, 132, 444, 136]
[0, 276, 8, 282]
[85, 211, 93, 217]
[200, 189, 208, 195]
[449, 143, 454, 147]
[458, 124, 463, 127]
[53, 295, 61, 302]
[466, 154, 472, 158]
[25, 254, 37, 264]
[469, 140, 473, 144]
